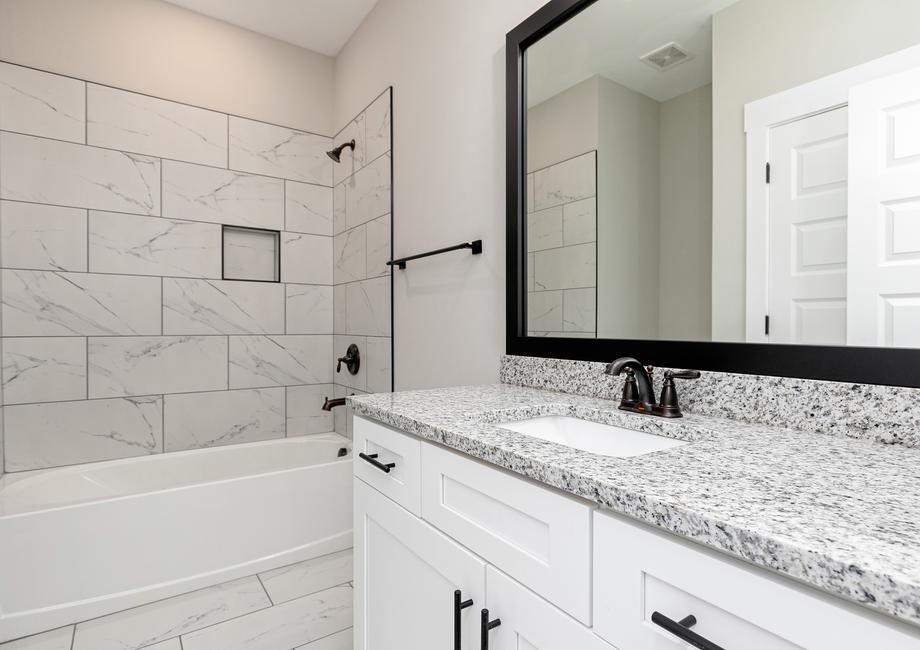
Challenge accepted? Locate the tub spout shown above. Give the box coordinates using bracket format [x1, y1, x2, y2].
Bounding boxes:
[322, 397, 347, 411]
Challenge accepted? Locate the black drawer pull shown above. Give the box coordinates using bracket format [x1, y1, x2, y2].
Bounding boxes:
[651, 611, 727, 650]
[454, 590, 473, 650]
[480, 608, 501, 650]
[358, 452, 396, 473]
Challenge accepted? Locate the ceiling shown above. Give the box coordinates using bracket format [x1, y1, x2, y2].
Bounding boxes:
[527, 0, 740, 106]
[163, 0, 379, 57]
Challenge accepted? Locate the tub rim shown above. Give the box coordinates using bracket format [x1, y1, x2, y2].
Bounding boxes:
[0, 432, 352, 519]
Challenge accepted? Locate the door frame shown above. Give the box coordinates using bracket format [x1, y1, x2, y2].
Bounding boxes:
[744, 43, 920, 342]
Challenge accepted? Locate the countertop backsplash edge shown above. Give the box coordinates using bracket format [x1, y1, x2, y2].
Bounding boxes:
[499, 354, 920, 447]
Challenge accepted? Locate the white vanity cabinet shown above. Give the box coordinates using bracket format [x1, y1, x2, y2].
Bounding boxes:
[354, 479, 485, 650]
[484, 567, 615, 650]
[353, 416, 920, 650]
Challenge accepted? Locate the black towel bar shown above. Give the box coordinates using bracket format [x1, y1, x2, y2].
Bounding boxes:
[387, 240, 482, 269]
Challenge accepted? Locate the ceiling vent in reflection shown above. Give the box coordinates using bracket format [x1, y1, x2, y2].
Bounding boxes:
[640, 42, 694, 72]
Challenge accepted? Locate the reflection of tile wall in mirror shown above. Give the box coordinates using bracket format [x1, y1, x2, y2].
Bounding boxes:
[526, 150, 597, 338]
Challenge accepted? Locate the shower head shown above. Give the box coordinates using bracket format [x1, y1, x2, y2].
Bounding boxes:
[326, 139, 356, 163]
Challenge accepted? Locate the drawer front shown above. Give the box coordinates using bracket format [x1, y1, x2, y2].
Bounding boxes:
[421, 442, 593, 624]
[594, 510, 920, 650]
[354, 416, 421, 515]
[485, 567, 614, 650]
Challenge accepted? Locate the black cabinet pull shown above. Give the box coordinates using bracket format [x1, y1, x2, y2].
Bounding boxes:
[358, 452, 396, 473]
[454, 590, 473, 650]
[480, 608, 501, 650]
[651, 611, 727, 650]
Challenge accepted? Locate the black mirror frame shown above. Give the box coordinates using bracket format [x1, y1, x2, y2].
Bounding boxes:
[505, 0, 920, 388]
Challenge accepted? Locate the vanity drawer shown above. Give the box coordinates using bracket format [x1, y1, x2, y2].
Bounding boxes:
[420, 442, 593, 624]
[353, 416, 421, 515]
[594, 510, 920, 650]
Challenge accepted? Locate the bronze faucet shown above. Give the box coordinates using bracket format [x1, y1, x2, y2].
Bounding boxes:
[605, 357, 700, 418]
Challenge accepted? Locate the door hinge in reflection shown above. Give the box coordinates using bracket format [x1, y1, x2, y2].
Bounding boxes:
[765, 162, 771, 183]
[765, 315, 770, 335]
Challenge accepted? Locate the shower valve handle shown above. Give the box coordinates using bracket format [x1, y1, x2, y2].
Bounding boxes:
[336, 344, 361, 375]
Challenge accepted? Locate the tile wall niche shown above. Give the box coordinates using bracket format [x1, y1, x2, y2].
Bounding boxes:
[0, 61, 340, 473]
[526, 151, 597, 338]
[331, 88, 393, 437]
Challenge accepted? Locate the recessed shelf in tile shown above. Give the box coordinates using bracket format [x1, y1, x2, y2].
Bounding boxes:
[222, 226, 281, 282]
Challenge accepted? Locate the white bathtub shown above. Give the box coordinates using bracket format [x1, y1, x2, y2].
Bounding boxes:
[0, 434, 353, 643]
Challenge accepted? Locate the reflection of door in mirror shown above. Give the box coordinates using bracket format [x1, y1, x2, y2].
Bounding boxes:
[766, 108, 849, 346]
[745, 45, 920, 347]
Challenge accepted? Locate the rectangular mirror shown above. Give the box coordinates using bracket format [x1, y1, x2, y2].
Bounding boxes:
[507, 0, 920, 386]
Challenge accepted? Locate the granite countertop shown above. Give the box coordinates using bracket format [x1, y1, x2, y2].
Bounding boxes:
[348, 383, 920, 627]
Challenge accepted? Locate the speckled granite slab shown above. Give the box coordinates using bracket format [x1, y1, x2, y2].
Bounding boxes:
[348, 384, 920, 627]
[500, 354, 920, 447]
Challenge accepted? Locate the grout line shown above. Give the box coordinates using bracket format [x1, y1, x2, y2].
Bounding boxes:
[0, 196, 314, 243]
[70, 624, 76, 650]
[0, 127, 334, 189]
[161, 393, 166, 452]
[226, 336, 231, 390]
[256, 573, 274, 606]
[1, 380, 332, 410]
[332, 85, 391, 138]
[331, 148, 391, 190]
[528, 148, 597, 176]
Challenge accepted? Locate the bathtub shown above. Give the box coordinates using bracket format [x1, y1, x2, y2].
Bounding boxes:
[0, 433, 353, 643]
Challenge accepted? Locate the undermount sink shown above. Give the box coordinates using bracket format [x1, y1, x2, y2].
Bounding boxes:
[499, 415, 687, 458]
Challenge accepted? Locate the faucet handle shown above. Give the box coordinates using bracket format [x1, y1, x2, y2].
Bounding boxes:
[659, 369, 700, 417]
[621, 368, 639, 403]
[665, 369, 701, 380]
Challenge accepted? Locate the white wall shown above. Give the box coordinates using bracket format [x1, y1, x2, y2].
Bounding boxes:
[333, 0, 546, 389]
[0, 0, 334, 134]
[659, 84, 712, 341]
[711, 0, 920, 341]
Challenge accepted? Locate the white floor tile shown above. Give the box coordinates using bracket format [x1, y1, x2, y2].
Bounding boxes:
[293, 628, 352, 650]
[0, 626, 73, 650]
[258, 550, 353, 604]
[72, 576, 270, 650]
[181, 584, 352, 650]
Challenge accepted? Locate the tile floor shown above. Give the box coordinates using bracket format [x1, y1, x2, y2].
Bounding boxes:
[0, 549, 353, 650]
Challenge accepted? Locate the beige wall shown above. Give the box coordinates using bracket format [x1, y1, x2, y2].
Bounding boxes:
[596, 76, 660, 339]
[333, 0, 546, 390]
[711, 0, 920, 341]
[526, 75, 714, 342]
[659, 84, 712, 341]
[526, 76, 598, 173]
[0, 0, 334, 134]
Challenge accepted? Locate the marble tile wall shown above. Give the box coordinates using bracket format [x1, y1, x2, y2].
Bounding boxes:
[0, 549, 354, 650]
[526, 151, 597, 338]
[0, 61, 338, 472]
[332, 89, 393, 437]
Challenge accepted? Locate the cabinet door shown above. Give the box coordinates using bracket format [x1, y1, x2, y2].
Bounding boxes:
[355, 477, 486, 650]
[484, 567, 613, 650]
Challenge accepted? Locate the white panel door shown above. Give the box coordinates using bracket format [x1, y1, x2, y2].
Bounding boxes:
[354, 477, 486, 650]
[767, 107, 849, 345]
[848, 66, 920, 347]
[484, 567, 613, 650]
